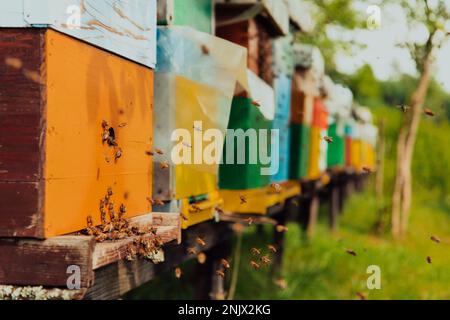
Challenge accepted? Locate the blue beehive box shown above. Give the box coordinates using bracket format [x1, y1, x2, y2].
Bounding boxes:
[271, 119, 291, 183]
[273, 74, 293, 121]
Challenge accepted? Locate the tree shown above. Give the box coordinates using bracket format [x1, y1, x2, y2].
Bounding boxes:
[300, 0, 364, 73]
[390, 0, 450, 237]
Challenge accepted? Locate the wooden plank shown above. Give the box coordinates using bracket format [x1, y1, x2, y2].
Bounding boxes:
[0, 29, 46, 238]
[0, 236, 95, 287]
[0, 0, 157, 68]
[92, 225, 179, 270]
[85, 221, 234, 300]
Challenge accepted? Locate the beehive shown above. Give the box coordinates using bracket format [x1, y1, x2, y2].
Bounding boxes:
[153, 26, 247, 201]
[0, 29, 154, 238]
[323, 77, 353, 170]
[290, 124, 311, 179]
[215, 0, 289, 85]
[219, 70, 275, 190]
[157, 0, 214, 34]
[308, 98, 329, 180]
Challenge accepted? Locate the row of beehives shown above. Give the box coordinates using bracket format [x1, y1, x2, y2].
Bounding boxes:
[0, 0, 377, 241]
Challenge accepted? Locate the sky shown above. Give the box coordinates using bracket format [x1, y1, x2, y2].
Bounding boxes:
[329, 1, 450, 92]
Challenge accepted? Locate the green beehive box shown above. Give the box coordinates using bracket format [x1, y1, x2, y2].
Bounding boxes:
[219, 97, 272, 190]
[327, 122, 346, 168]
[157, 0, 214, 34]
[290, 123, 311, 179]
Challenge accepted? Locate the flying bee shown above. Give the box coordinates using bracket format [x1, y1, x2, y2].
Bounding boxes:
[362, 166, 372, 174]
[430, 235, 441, 244]
[114, 148, 123, 162]
[276, 225, 288, 233]
[155, 148, 164, 155]
[145, 150, 154, 156]
[267, 245, 277, 253]
[250, 248, 261, 256]
[424, 108, 435, 117]
[146, 197, 155, 205]
[187, 247, 197, 255]
[197, 253, 207, 264]
[346, 249, 357, 257]
[160, 162, 169, 170]
[250, 261, 260, 270]
[154, 199, 165, 206]
[356, 292, 367, 300]
[196, 237, 206, 247]
[251, 100, 261, 107]
[201, 44, 210, 55]
[240, 195, 248, 205]
[180, 213, 189, 221]
[274, 278, 287, 290]
[174, 267, 182, 279]
[216, 270, 225, 278]
[221, 259, 231, 269]
[245, 217, 254, 226]
[190, 204, 201, 213]
[324, 136, 333, 144]
[426, 256, 432, 264]
[118, 123, 127, 128]
[260, 255, 271, 266]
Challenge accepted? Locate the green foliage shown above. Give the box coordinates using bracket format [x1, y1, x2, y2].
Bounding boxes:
[299, 0, 363, 73]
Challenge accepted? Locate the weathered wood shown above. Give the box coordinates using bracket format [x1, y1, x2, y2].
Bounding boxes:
[0, 29, 46, 238]
[328, 183, 339, 232]
[0, 1, 157, 68]
[0, 236, 95, 287]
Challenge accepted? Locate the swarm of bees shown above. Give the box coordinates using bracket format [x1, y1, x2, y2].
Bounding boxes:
[84, 187, 164, 262]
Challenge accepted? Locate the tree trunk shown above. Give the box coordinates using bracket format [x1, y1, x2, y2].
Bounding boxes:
[391, 55, 433, 237]
[374, 119, 385, 234]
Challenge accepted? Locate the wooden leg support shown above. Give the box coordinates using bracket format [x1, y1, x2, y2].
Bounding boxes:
[328, 183, 339, 233]
[195, 239, 232, 300]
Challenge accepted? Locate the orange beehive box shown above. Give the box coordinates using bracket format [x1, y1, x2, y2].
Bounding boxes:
[0, 29, 154, 239]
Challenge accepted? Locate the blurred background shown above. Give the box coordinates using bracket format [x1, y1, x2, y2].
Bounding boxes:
[127, 0, 450, 300]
